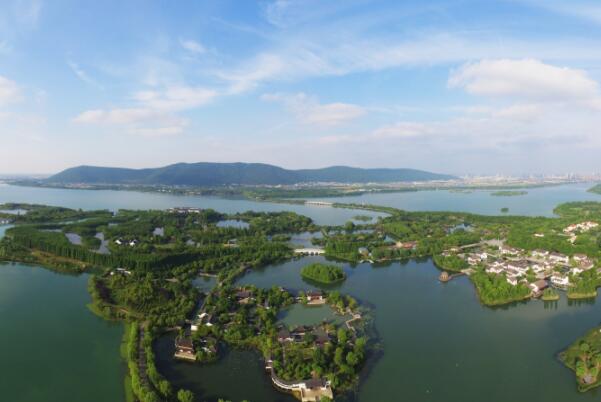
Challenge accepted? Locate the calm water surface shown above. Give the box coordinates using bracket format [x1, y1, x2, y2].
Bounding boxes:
[0, 263, 124, 402]
[0, 183, 386, 225]
[321, 182, 600, 216]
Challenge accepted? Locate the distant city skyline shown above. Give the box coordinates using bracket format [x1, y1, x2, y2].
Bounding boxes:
[1, 0, 601, 175]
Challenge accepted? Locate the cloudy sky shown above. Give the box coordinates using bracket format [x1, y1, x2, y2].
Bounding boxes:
[1, 0, 601, 175]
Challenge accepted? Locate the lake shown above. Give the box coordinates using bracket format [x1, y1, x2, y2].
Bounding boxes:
[321, 182, 600, 216]
[3, 182, 601, 402]
[0, 183, 386, 226]
[0, 263, 125, 402]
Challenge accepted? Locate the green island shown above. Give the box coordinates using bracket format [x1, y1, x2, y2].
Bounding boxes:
[301, 263, 346, 284]
[4, 200, 601, 397]
[501, 207, 510, 213]
[490, 190, 528, 197]
[588, 184, 601, 195]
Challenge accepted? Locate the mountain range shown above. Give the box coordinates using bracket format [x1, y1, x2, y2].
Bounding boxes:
[47, 162, 455, 186]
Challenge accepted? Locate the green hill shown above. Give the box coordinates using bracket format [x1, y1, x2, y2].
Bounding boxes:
[47, 162, 455, 186]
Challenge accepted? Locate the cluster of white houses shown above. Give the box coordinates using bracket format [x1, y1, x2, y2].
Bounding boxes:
[459, 243, 596, 290]
[564, 221, 599, 244]
[563, 221, 599, 234]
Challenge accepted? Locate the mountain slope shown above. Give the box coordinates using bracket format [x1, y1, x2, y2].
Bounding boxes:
[47, 162, 455, 186]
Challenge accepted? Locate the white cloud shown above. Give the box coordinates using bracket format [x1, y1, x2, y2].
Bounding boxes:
[180, 39, 206, 54]
[262, 92, 365, 126]
[493, 103, 543, 122]
[211, 29, 601, 96]
[73, 107, 188, 137]
[218, 53, 289, 94]
[67, 60, 104, 90]
[73, 84, 216, 137]
[133, 86, 217, 111]
[448, 59, 600, 102]
[0, 75, 21, 106]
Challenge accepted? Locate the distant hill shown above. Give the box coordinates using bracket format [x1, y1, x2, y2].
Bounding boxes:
[47, 162, 455, 186]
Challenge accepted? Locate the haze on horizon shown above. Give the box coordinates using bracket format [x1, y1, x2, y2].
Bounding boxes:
[1, 0, 601, 176]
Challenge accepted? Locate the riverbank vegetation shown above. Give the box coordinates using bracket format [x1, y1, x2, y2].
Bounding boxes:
[301, 263, 346, 284]
[542, 288, 560, 301]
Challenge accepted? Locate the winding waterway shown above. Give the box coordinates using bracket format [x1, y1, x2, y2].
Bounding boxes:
[2, 183, 601, 401]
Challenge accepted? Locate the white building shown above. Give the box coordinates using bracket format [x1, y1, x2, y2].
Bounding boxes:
[532, 249, 549, 258]
[551, 275, 570, 288]
[549, 252, 569, 265]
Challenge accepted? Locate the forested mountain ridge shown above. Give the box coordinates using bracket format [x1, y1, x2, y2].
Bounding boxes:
[47, 162, 455, 186]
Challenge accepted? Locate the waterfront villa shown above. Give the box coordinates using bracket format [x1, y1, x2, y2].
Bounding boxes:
[268, 365, 334, 402]
[277, 327, 294, 343]
[529, 280, 548, 294]
[191, 312, 212, 331]
[306, 290, 326, 304]
[235, 289, 254, 304]
[174, 337, 196, 361]
[551, 274, 570, 289]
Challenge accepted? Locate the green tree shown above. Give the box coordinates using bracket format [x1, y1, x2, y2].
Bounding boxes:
[177, 389, 195, 402]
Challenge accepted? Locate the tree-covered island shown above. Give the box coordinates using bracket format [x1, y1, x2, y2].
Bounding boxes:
[301, 263, 346, 284]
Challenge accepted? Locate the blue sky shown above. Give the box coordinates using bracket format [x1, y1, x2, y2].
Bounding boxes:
[1, 0, 601, 175]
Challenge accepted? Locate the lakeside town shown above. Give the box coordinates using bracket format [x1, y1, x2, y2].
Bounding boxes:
[443, 220, 599, 298]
